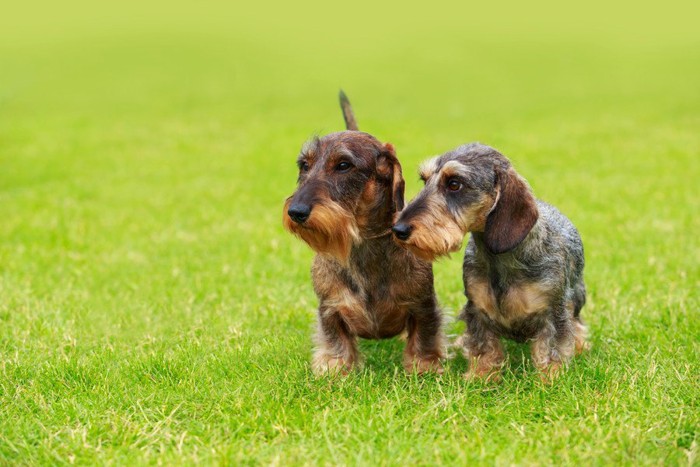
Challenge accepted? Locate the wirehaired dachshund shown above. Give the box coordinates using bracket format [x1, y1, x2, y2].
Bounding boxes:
[283, 92, 444, 375]
[392, 143, 589, 380]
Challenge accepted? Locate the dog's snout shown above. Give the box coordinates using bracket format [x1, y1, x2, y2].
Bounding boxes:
[392, 223, 413, 241]
[288, 203, 311, 224]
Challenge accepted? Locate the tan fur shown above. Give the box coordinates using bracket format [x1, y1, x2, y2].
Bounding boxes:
[464, 336, 504, 382]
[438, 161, 475, 184]
[574, 319, 591, 354]
[503, 283, 552, 318]
[283, 197, 359, 262]
[403, 163, 496, 259]
[300, 139, 319, 161]
[322, 288, 371, 335]
[454, 193, 496, 234]
[404, 351, 444, 374]
[466, 277, 498, 317]
[418, 157, 440, 181]
[402, 198, 464, 261]
[342, 299, 408, 339]
[312, 262, 412, 340]
[312, 333, 359, 376]
[566, 301, 591, 354]
[467, 277, 552, 326]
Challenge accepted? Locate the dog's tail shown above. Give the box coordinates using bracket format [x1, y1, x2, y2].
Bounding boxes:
[339, 90, 359, 131]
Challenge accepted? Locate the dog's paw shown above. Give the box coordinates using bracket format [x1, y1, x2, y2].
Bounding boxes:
[311, 354, 354, 376]
[404, 356, 444, 375]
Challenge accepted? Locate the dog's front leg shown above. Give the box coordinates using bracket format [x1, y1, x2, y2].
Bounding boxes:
[311, 309, 359, 376]
[403, 304, 444, 374]
[461, 302, 505, 381]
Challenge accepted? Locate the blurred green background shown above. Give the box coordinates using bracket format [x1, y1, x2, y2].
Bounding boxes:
[1, 1, 698, 464]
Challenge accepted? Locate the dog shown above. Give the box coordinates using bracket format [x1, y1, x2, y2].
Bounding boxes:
[282, 92, 444, 375]
[392, 143, 589, 380]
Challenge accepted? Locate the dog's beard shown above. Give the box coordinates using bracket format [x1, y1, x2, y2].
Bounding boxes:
[397, 209, 465, 262]
[283, 198, 360, 262]
[401, 223, 464, 261]
[398, 197, 492, 261]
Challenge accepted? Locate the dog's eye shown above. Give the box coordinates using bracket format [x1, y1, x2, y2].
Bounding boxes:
[299, 161, 310, 172]
[447, 179, 462, 192]
[335, 161, 352, 172]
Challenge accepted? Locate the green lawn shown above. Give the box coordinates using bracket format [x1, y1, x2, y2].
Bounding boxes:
[1, 2, 698, 464]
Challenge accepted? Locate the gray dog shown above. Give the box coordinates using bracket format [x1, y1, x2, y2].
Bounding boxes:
[392, 143, 590, 380]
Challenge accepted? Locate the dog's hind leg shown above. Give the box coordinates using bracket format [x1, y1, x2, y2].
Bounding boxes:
[571, 280, 590, 354]
[532, 302, 575, 380]
[573, 318, 590, 355]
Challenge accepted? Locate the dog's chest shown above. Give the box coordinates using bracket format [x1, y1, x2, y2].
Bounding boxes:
[466, 276, 551, 328]
[334, 275, 408, 339]
[314, 250, 418, 339]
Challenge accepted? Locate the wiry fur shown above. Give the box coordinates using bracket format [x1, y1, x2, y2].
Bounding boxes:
[394, 143, 590, 380]
[283, 94, 444, 375]
[283, 197, 360, 261]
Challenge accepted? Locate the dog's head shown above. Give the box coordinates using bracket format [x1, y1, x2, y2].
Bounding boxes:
[392, 143, 538, 260]
[283, 131, 404, 261]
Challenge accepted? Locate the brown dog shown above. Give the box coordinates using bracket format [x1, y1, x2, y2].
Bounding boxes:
[283, 92, 444, 375]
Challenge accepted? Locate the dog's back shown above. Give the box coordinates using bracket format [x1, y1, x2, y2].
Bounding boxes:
[536, 200, 586, 314]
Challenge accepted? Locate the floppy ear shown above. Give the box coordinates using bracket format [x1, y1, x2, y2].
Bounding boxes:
[377, 143, 405, 212]
[484, 165, 539, 254]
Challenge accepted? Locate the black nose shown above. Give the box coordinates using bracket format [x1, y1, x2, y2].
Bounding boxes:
[288, 203, 311, 224]
[392, 223, 413, 241]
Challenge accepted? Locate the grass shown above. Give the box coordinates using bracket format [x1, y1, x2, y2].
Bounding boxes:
[0, 1, 698, 464]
